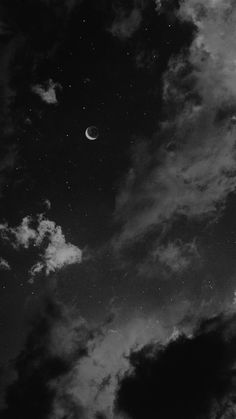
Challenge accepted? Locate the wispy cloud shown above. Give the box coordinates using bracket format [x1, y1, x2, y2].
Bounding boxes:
[152, 240, 199, 273]
[32, 79, 62, 105]
[114, 0, 236, 250]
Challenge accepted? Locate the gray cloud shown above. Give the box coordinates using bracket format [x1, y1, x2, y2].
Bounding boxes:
[2, 294, 235, 419]
[32, 79, 62, 105]
[114, 0, 236, 250]
[152, 239, 199, 273]
[1, 295, 177, 419]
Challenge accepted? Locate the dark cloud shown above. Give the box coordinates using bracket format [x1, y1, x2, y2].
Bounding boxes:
[116, 313, 236, 419]
[0, 296, 89, 419]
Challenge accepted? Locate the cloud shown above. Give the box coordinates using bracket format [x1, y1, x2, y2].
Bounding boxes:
[114, 0, 236, 249]
[110, 7, 143, 40]
[0, 298, 87, 419]
[44, 199, 51, 210]
[152, 239, 199, 273]
[136, 239, 200, 278]
[0, 214, 82, 280]
[30, 225, 82, 277]
[116, 313, 236, 419]
[3, 295, 236, 419]
[0, 258, 11, 271]
[51, 315, 168, 419]
[0, 296, 173, 419]
[32, 79, 62, 105]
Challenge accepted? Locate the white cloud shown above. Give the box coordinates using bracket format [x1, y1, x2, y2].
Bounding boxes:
[0, 216, 37, 248]
[13, 216, 37, 248]
[31, 219, 82, 276]
[0, 214, 82, 280]
[0, 257, 10, 270]
[32, 78, 62, 105]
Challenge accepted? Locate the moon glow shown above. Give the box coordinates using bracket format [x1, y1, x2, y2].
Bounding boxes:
[85, 126, 99, 140]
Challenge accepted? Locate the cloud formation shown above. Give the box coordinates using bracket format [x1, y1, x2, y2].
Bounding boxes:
[116, 313, 236, 419]
[0, 297, 172, 419]
[32, 79, 62, 105]
[114, 0, 236, 249]
[0, 214, 82, 280]
[3, 296, 236, 419]
[153, 239, 199, 273]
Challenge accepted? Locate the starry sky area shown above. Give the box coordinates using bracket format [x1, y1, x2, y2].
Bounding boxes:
[2, 2, 236, 416]
[0, 0, 196, 358]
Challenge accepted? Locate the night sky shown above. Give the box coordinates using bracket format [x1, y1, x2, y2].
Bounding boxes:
[1, 1, 236, 418]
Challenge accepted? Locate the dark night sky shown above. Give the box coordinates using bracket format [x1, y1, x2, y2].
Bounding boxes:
[1, 1, 236, 418]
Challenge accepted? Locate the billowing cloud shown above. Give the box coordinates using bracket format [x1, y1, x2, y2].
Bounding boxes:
[32, 79, 62, 105]
[114, 0, 236, 249]
[0, 214, 82, 280]
[116, 313, 236, 419]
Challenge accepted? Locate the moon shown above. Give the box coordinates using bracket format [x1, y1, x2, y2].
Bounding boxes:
[85, 126, 99, 140]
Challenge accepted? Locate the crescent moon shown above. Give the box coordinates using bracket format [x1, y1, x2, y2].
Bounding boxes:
[85, 128, 97, 140]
